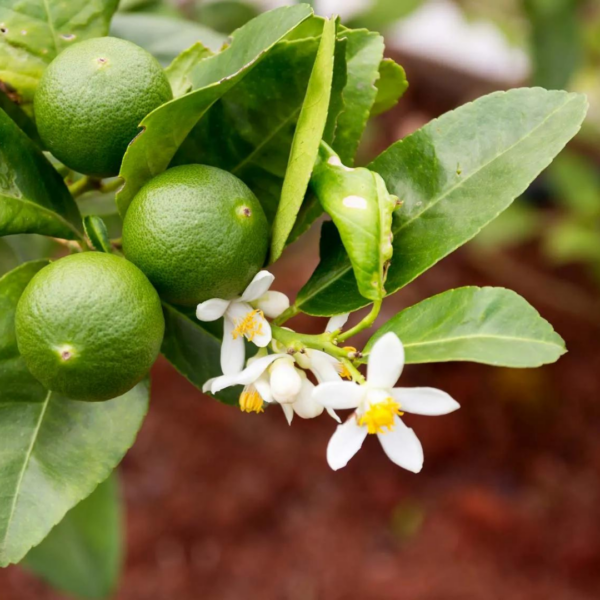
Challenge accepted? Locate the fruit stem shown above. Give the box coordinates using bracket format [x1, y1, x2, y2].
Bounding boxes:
[337, 299, 382, 342]
[68, 176, 97, 198]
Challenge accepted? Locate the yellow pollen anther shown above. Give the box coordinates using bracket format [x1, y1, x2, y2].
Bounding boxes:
[358, 398, 403, 434]
[232, 309, 264, 342]
[239, 388, 264, 414]
[337, 363, 353, 380]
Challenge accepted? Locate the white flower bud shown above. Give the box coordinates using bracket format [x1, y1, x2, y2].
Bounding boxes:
[270, 358, 302, 403]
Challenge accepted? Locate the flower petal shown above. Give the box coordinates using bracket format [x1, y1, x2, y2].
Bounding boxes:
[221, 318, 245, 375]
[391, 387, 460, 416]
[327, 416, 368, 470]
[252, 314, 272, 347]
[312, 381, 365, 409]
[254, 374, 273, 403]
[202, 377, 217, 393]
[378, 416, 423, 473]
[325, 313, 350, 333]
[309, 350, 342, 383]
[211, 353, 287, 394]
[255, 291, 290, 319]
[241, 270, 275, 302]
[326, 407, 341, 423]
[367, 332, 405, 389]
[292, 378, 324, 419]
[270, 359, 302, 403]
[281, 403, 294, 425]
[196, 298, 230, 322]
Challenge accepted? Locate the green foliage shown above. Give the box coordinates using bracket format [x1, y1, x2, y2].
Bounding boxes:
[296, 88, 588, 316]
[525, 0, 583, 90]
[23, 474, 123, 599]
[161, 303, 238, 405]
[116, 4, 313, 215]
[365, 287, 566, 367]
[83, 216, 112, 253]
[0, 0, 119, 103]
[165, 42, 213, 97]
[270, 18, 336, 262]
[371, 58, 408, 117]
[110, 12, 225, 65]
[194, 0, 260, 34]
[311, 143, 396, 302]
[0, 261, 149, 566]
[332, 27, 384, 165]
[0, 107, 81, 240]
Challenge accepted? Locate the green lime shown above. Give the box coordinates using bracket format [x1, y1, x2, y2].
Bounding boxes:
[34, 37, 172, 177]
[122, 164, 269, 306]
[15, 252, 165, 401]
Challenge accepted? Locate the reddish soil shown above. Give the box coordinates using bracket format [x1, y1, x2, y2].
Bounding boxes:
[2, 235, 600, 600]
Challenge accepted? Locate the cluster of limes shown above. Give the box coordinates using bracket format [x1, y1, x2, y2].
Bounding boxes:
[16, 38, 269, 401]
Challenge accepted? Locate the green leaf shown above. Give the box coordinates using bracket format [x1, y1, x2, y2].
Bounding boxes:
[365, 287, 566, 367]
[348, 0, 422, 31]
[0, 0, 119, 103]
[0, 107, 82, 239]
[525, 0, 583, 90]
[310, 143, 396, 301]
[165, 42, 213, 98]
[116, 4, 313, 216]
[23, 473, 123, 599]
[371, 58, 408, 117]
[332, 27, 384, 165]
[161, 302, 238, 406]
[110, 13, 225, 65]
[83, 216, 112, 253]
[297, 88, 589, 316]
[194, 0, 260, 34]
[270, 18, 336, 263]
[173, 32, 347, 225]
[0, 91, 42, 146]
[0, 261, 149, 566]
[0, 260, 48, 403]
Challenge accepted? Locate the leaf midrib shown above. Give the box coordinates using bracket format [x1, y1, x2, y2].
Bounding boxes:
[296, 91, 580, 308]
[1, 390, 51, 555]
[402, 332, 564, 350]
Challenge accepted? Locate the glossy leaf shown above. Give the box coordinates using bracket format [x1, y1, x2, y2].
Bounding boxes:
[83, 216, 112, 253]
[0, 0, 119, 103]
[0, 261, 149, 566]
[24, 473, 123, 599]
[165, 42, 213, 98]
[270, 18, 336, 263]
[0, 91, 41, 145]
[110, 13, 224, 65]
[371, 58, 408, 117]
[297, 88, 588, 316]
[332, 27, 384, 165]
[174, 33, 348, 225]
[311, 143, 395, 301]
[365, 287, 566, 367]
[161, 303, 238, 406]
[0, 107, 82, 239]
[116, 4, 312, 216]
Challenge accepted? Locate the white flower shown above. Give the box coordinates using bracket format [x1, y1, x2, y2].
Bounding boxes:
[196, 271, 290, 376]
[312, 332, 460, 472]
[204, 353, 325, 424]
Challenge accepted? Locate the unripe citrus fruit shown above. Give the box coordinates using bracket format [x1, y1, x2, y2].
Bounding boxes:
[34, 37, 172, 177]
[122, 164, 269, 306]
[15, 253, 165, 401]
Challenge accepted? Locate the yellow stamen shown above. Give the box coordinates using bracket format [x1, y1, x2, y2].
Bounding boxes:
[232, 309, 264, 342]
[337, 363, 353, 380]
[239, 388, 264, 413]
[358, 398, 403, 434]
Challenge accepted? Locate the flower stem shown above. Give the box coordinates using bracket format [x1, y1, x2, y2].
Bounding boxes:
[271, 325, 349, 359]
[337, 299, 382, 342]
[341, 358, 365, 384]
[272, 305, 300, 326]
